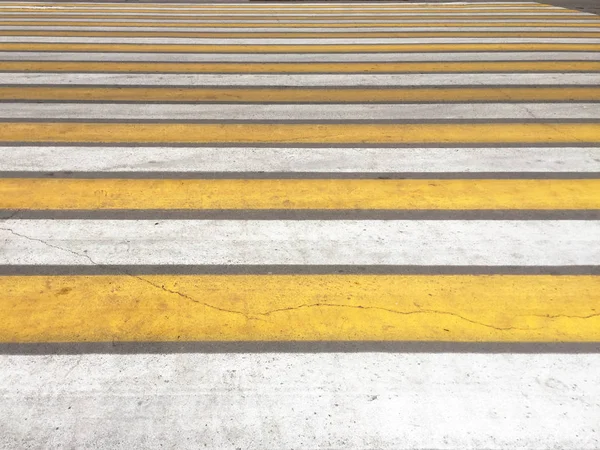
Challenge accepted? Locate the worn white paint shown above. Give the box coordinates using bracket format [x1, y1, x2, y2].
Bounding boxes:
[2, 11, 583, 16]
[0, 6, 567, 11]
[4, 26, 595, 31]
[1, 220, 599, 266]
[1, 2, 599, 449]
[2, 146, 598, 173]
[5, 36, 600, 43]
[0, 2, 552, 7]
[4, 17, 598, 23]
[3, 103, 598, 120]
[0, 353, 599, 449]
[2, 73, 597, 86]
[3, 51, 599, 61]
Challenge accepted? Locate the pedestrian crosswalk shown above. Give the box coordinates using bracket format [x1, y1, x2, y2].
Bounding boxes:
[0, 1, 599, 447]
[0, 0, 599, 346]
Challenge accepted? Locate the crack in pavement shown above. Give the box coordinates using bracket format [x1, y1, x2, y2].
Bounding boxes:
[519, 103, 540, 120]
[0, 225, 259, 320]
[255, 303, 533, 331]
[136, 276, 263, 321]
[63, 355, 83, 379]
[256, 303, 600, 331]
[1, 226, 599, 331]
[542, 121, 591, 144]
[0, 226, 97, 265]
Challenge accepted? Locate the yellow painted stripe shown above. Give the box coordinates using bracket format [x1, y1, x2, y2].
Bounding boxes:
[1, 123, 598, 144]
[3, 179, 599, 210]
[5, 14, 591, 20]
[0, 2, 560, 7]
[5, 41, 600, 54]
[2, 275, 599, 342]
[2, 43, 598, 53]
[0, 2, 560, 6]
[4, 30, 600, 38]
[0, 7, 566, 13]
[2, 61, 598, 74]
[3, 21, 598, 28]
[4, 86, 600, 103]
[0, 10, 571, 15]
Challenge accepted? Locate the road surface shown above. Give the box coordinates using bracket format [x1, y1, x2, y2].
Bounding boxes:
[0, 1, 599, 448]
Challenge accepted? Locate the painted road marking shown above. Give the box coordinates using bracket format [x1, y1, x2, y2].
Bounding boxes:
[3, 27, 600, 32]
[1, 2, 599, 447]
[1, 275, 599, 342]
[3, 31, 600, 38]
[2, 73, 597, 85]
[1, 42, 598, 52]
[3, 22, 599, 28]
[2, 179, 599, 210]
[0, 1, 598, 349]
[1, 146, 599, 173]
[2, 353, 597, 450]
[0, 122, 598, 144]
[1, 220, 599, 266]
[3, 103, 599, 120]
[3, 87, 598, 102]
[5, 37, 600, 43]
[2, 20, 597, 26]
[3, 52, 600, 62]
[1, 61, 598, 74]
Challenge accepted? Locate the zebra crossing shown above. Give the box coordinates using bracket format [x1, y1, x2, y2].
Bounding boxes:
[0, 1, 599, 447]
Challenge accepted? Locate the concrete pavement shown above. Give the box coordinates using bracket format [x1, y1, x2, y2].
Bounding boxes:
[0, 1, 599, 448]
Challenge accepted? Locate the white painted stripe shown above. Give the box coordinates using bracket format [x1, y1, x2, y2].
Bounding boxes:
[3, 18, 598, 24]
[1, 12, 588, 16]
[0, 2, 557, 6]
[3, 36, 600, 43]
[0, 3, 564, 9]
[0, 3, 561, 7]
[1, 220, 598, 266]
[2, 51, 599, 62]
[0, 5, 567, 11]
[0, 7, 563, 13]
[2, 51, 598, 62]
[0, 5, 567, 10]
[2, 146, 598, 173]
[0, 8, 569, 14]
[2, 73, 596, 87]
[1, 354, 598, 449]
[0, 2, 551, 5]
[5, 26, 596, 32]
[5, 103, 599, 120]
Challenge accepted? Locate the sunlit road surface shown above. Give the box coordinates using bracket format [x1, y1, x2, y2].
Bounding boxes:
[0, 1, 599, 448]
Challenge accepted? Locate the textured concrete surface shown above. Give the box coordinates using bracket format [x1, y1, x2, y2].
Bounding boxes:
[1, 51, 599, 60]
[3, 73, 597, 85]
[1, 353, 600, 449]
[1, 1, 599, 448]
[5, 103, 600, 119]
[2, 220, 600, 265]
[2, 146, 599, 172]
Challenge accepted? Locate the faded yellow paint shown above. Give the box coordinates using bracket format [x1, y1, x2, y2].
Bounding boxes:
[1, 122, 598, 144]
[1, 42, 598, 53]
[2, 179, 599, 210]
[0, 7, 566, 13]
[1, 275, 599, 342]
[0, 11, 570, 17]
[2, 86, 599, 102]
[2, 61, 597, 73]
[3, 20, 599, 28]
[0, 2, 561, 8]
[6, 13, 590, 20]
